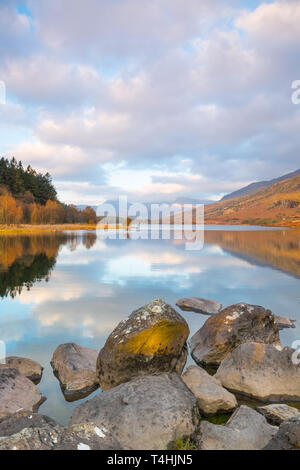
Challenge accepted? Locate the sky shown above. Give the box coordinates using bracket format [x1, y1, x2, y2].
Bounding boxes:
[0, 0, 300, 205]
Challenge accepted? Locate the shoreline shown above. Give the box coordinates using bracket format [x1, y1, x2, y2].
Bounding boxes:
[0, 224, 98, 234]
[0, 223, 122, 234]
[0, 221, 299, 234]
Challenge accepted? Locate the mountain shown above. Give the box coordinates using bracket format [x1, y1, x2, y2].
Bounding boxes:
[221, 169, 300, 201]
[77, 198, 213, 216]
[204, 173, 300, 227]
[173, 197, 214, 205]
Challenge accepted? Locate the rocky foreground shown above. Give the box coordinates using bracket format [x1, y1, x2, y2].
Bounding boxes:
[0, 298, 299, 450]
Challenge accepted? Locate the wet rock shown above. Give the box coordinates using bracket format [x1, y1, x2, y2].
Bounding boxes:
[0, 410, 57, 437]
[264, 416, 300, 450]
[257, 404, 300, 426]
[0, 422, 122, 450]
[197, 405, 277, 450]
[0, 357, 43, 384]
[176, 297, 222, 315]
[274, 315, 296, 330]
[182, 365, 237, 415]
[70, 373, 200, 450]
[97, 299, 189, 391]
[0, 368, 45, 419]
[190, 303, 281, 366]
[215, 342, 300, 402]
[51, 343, 99, 401]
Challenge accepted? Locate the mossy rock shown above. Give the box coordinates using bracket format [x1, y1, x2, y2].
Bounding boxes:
[97, 299, 189, 390]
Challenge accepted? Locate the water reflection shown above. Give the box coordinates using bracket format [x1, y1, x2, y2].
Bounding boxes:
[0, 228, 299, 425]
[0, 233, 96, 298]
[204, 229, 300, 279]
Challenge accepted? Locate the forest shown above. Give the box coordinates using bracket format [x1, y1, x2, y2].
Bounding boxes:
[0, 158, 97, 225]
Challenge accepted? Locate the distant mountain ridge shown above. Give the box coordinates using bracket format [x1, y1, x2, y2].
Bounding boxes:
[77, 197, 213, 214]
[221, 169, 300, 201]
[205, 172, 300, 227]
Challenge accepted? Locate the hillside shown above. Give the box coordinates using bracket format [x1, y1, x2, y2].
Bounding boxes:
[0, 158, 97, 226]
[205, 173, 300, 227]
[221, 168, 300, 201]
[0, 157, 57, 204]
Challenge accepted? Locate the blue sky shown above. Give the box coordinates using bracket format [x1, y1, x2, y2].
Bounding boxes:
[0, 0, 300, 204]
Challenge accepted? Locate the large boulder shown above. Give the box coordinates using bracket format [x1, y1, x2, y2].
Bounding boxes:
[257, 404, 300, 426]
[182, 366, 237, 415]
[0, 368, 45, 419]
[97, 299, 189, 391]
[264, 416, 300, 450]
[176, 298, 222, 315]
[51, 343, 99, 401]
[197, 405, 277, 450]
[190, 303, 281, 366]
[0, 357, 43, 384]
[215, 342, 300, 402]
[0, 422, 122, 450]
[70, 373, 200, 450]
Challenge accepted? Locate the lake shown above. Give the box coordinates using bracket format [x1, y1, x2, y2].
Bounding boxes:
[0, 226, 300, 425]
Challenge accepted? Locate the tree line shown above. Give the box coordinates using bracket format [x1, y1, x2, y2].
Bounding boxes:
[0, 158, 97, 225]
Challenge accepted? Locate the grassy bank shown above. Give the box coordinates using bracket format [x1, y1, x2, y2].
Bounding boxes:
[0, 223, 101, 234]
[0, 223, 128, 234]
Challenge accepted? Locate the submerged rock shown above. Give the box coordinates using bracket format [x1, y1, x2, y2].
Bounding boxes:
[176, 297, 222, 315]
[215, 342, 300, 402]
[190, 303, 281, 366]
[182, 365, 237, 415]
[51, 343, 99, 401]
[257, 404, 300, 426]
[0, 368, 45, 419]
[97, 299, 189, 391]
[264, 416, 300, 450]
[0, 357, 43, 384]
[0, 422, 122, 450]
[70, 373, 200, 450]
[197, 405, 277, 450]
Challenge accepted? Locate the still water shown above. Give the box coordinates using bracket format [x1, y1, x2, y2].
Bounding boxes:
[0, 227, 300, 425]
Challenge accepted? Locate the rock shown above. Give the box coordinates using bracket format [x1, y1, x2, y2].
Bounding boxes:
[0, 422, 122, 450]
[215, 342, 300, 402]
[182, 365, 237, 415]
[0, 368, 45, 419]
[0, 423, 64, 450]
[274, 315, 296, 330]
[70, 373, 200, 450]
[197, 405, 277, 450]
[97, 299, 189, 391]
[264, 416, 300, 450]
[0, 410, 57, 437]
[51, 343, 99, 401]
[257, 404, 300, 426]
[0, 357, 43, 384]
[55, 423, 122, 450]
[176, 297, 222, 315]
[190, 303, 281, 366]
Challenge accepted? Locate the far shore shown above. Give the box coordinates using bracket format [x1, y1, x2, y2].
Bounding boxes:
[0, 223, 123, 234]
[0, 220, 299, 235]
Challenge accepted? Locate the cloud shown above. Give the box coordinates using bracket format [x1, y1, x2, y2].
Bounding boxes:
[29, 0, 230, 61]
[1, 0, 300, 203]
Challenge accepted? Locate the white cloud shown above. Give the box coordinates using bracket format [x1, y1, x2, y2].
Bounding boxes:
[1, 0, 300, 203]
